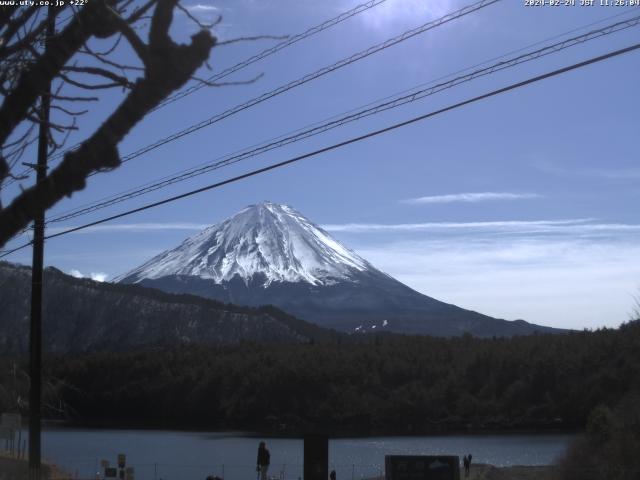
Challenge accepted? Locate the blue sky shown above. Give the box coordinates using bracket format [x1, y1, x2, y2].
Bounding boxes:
[2, 0, 640, 329]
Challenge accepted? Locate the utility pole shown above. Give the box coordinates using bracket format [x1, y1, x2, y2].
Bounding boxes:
[28, 7, 55, 480]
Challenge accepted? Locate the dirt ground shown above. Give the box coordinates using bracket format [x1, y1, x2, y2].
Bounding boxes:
[1, 458, 557, 480]
[0, 454, 69, 480]
[465, 463, 555, 480]
[366, 464, 556, 480]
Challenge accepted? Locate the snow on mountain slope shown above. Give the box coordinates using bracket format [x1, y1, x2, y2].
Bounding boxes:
[116, 202, 564, 337]
[118, 202, 375, 286]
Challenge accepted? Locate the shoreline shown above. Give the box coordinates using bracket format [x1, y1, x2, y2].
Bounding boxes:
[41, 419, 580, 439]
[1, 455, 556, 480]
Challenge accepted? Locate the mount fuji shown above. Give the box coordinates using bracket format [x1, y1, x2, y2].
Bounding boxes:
[117, 202, 558, 337]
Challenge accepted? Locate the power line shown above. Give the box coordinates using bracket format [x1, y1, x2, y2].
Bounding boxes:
[107, 0, 500, 169]
[43, 14, 640, 225]
[3, 41, 638, 259]
[44, 8, 640, 221]
[156, 0, 392, 110]
[5, 0, 499, 189]
[18, 0, 631, 186]
[3, 0, 392, 187]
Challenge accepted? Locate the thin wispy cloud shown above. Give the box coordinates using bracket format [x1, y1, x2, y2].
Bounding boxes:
[401, 192, 541, 205]
[325, 210, 640, 329]
[322, 219, 596, 233]
[352, 236, 640, 329]
[180, 2, 223, 35]
[48, 223, 209, 235]
[184, 3, 220, 12]
[532, 160, 640, 180]
[594, 167, 640, 180]
[42, 218, 640, 243]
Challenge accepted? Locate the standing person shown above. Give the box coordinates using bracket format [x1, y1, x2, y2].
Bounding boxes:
[257, 441, 271, 480]
[462, 456, 469, 477]
[330, 470, 336, 480]
[466, 454, 472, 477]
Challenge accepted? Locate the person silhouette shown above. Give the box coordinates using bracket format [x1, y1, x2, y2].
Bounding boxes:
[257, 441, 271, 480]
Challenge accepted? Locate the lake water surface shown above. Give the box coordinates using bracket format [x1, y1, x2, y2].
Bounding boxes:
[31, 428, 575, 480]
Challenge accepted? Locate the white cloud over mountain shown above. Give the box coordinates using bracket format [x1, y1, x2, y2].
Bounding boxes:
[69, 269, 108, 282]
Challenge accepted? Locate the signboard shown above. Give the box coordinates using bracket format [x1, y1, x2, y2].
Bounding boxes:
[104, 467, 118, 478]
[303, 435, 328, 480]
[118, 454, 126, 469]
[1, 413, 21, 429]
[385, 455, 460, 480]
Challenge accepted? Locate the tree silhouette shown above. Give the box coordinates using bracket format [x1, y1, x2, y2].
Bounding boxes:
[0, 0, 216, 247]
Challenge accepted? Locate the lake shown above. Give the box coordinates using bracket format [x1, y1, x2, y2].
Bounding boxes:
[27, 428, 575, 480]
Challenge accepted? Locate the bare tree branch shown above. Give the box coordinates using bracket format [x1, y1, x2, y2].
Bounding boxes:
[0, 0, 119, 146]
[116, 0, 136, 14]
[0, 7, 39, 57]
[149, 0, 175, 48]
[26, 113, 77, 133]
[58, 74, 129, 90]
[217, 34, 289, 46]
[83, 32, 123, 57]
[0, 0, 216, 246]
[51, 105, 89, 116]
[7, 170, 29, 181]
[0, 7, 16, 30]
[106, 6, 150, 65]
[192, 72, 264, 87]
[62, 65, 135, 89]
[5, 135, 38, 169]
[2, 122, 36, 149]
[0, 14, 48, 60]
[80, 41, 144, 71]
[127, 0, 157, 24]
[0, 155, 7, 192]
[48, 117, 77, 153]
[49, 93, 99, 102]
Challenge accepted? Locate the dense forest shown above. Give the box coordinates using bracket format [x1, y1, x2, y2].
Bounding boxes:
[557, 392, 640, 480]
[6, 319, 633, 435]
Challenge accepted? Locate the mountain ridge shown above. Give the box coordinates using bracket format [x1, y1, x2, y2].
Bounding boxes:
[119, 202, 562, 337]
[0, 261, 337, 355]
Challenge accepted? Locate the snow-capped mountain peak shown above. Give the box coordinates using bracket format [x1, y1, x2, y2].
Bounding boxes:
[116, 202, 559, 337]
[118, 202, 373, 286]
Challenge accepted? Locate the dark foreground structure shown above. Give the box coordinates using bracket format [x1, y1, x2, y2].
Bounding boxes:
[386, 455, 460, 480]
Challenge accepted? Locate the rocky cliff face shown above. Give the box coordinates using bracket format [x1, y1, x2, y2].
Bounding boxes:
[0, 262, 332, 355]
